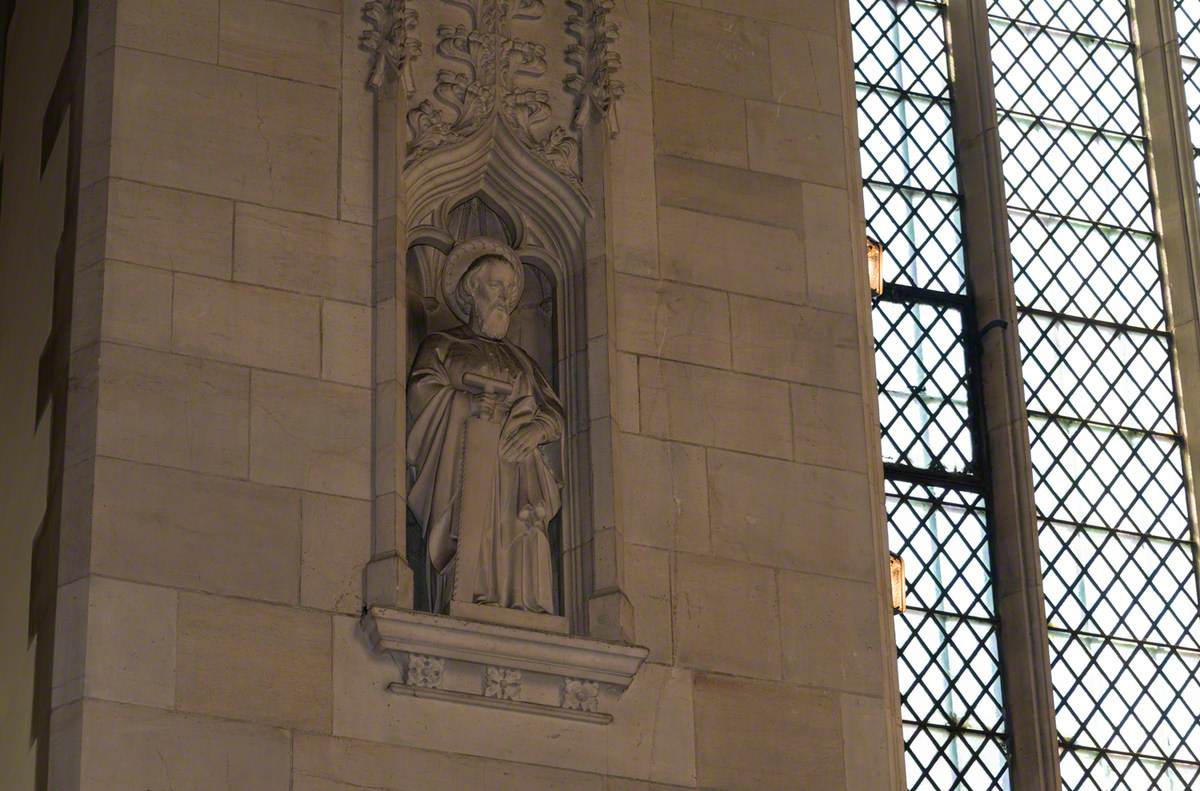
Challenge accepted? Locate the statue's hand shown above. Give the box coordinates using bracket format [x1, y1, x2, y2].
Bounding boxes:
[500, 423, 544, 462]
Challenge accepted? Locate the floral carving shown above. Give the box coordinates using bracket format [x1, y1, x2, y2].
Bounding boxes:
[565, 0, 623, 135]
[361, 0, 422, 93]
[484, 667, 522, 700]
[406, 0, 580, 186]
[406, 654, 445, 688]
[561, 678, 599, 712]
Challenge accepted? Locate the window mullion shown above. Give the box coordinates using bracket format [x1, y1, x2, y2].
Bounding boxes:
[943, 1, 1064, 788]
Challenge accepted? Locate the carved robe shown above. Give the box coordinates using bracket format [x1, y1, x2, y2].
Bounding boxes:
[407, 326, 564, 615]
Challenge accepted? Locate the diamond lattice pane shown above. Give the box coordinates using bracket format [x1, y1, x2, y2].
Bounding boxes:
[903, 724, 1010, 791]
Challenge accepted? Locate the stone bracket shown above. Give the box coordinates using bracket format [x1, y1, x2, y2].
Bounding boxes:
[362, 606, 648, 724]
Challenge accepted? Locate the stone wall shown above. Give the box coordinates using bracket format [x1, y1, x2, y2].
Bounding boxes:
[48, 0, 905, 789]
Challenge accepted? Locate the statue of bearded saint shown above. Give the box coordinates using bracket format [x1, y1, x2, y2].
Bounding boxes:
[406, 240, 564, 617]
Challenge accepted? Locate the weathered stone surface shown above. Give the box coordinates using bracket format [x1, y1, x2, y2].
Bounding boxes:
[769, 25, 842, 114]
[172, 273, 321, 376]
[673, 553, 781, 679]
[219, 0, 341, 87]
[106, 179, 233, 278]
[176, 592, 332, 731]
[81, 699, 291, 790]
[614, 351, 640, 433]
[790, 383, 868, 473]
[322, 300, 371, 387]
[85, 576, 177, 708]
[97, 343, 250, 477]
[842, 693, 894, 791]
[99, 261, 171, 349]
[702, 0, 838, 32]
[649, 2, 771, 100]
[693, 673, 845, 791]
[658, 206, 805, 305]
[778, 570, 884, 695]
[302, 493, 370, 614]
[618, 431, 710, 554]
[730, 294, 860, 391]
[640, 358, 792, 460]
[653, 80, 746, 167]
[625, 543, 673, 663]
[655, 154, 805, 232]
[339, 0, 373, 225]
[250, 370, 371, 499]
[234, 203, 371, 304]
[747, 100, 847, 186]
[91, 457, 300, 603]
[111, 48, 338, 216]
[707, 449, 875, 581]
[116, 0, 219, 62]
[614, 274, 731, 368]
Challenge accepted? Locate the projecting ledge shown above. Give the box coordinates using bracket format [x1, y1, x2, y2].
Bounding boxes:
[362, 606, 649, 724]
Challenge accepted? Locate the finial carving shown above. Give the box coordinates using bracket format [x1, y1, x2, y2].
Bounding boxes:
[565, 0, 624, 136]
[361, 0, 421, 93]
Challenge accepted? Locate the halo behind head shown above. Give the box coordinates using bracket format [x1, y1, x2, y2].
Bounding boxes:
[441, 237, 526, 323]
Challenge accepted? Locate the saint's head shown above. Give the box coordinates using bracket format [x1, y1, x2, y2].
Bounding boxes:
[457, 254, 523, 340]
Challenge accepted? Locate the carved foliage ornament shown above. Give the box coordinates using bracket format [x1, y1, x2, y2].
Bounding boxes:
[406, 654, 445, 688]
[361, 0, 422, 93]
[565, 0, 624, 135]
[484, 666, 522, 700]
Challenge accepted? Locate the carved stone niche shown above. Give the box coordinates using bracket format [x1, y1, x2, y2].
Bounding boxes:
[358, 0, 642, 723]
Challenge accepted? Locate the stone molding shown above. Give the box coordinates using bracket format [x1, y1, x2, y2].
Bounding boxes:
[360, 0, 421, 93]
[362, 606, 647, 723]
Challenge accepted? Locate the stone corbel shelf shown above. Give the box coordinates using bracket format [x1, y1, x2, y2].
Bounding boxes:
[362, 607, 649, 725]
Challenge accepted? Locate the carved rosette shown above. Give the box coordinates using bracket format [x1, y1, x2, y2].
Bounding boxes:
[406, 654, 445, 688]
[405, 0, 583, 187]
[361, 0, 422, 93]
[561, 678, 599, 712]
[565, 0, 624, 136]
[483, 666, 523, 700]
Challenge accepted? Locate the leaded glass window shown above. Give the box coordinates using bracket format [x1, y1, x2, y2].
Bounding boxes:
[851, 1, 1011, 786]
[989, 1, 1200, 787]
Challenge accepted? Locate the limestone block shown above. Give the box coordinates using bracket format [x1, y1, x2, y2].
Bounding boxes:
[692, 673, 844, 791]
[639, 358, 792, 460]
[323, 300, 371, 387]
[747, 100, 847, 186]
[48, 702, 81, 791]
[172, 273, 321, 376]
[176, 592, 332, 730]
[778, 570, 884, 695]
[250, 370, 371, 499]
[653, 80, 746, 167]
[658, 206, 805, 305]
[96, 343, 250, 477]
[673, 553, 781, 679]
[617, 431, 710, 554]
[91, 457, 301, 603]
[219, 0, 340, 87]
[604, 663, 698, 786]
[790, 383, 868, 473]
[707, 448, 875, 581]
[803, 182, 857, 314]
[51, 578, 87, 710]
[339, 0, 374, 225]
[703, 0, 837, 31]
[603, 781, 696, 791]
[116, 0, 218, 62]
[106, 179, 233, 279]
[99, 261, 171, 349]
[730, 294, 860, 391]
[80, 699, 291, 790]
[842, 693, 894, 791]
[614, 352, 640, 433]
[625, 544, 673, 663]
[302, 493, 370, 614]
[85, 576, 177, 708]
[614, 273, 731, 368]
[769, 25, 842, 115]
[649, 2, 770, 100]
[608, 0, 658, 278]
[655, 154, 805, 233]
[111, 48, 338, 216]
[234, 203, 372, 304]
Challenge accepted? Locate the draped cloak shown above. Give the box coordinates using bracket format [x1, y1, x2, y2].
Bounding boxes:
[406, 327, 564, 615]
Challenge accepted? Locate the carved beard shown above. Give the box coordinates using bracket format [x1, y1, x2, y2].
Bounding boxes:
[476, 304, 511, 339]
